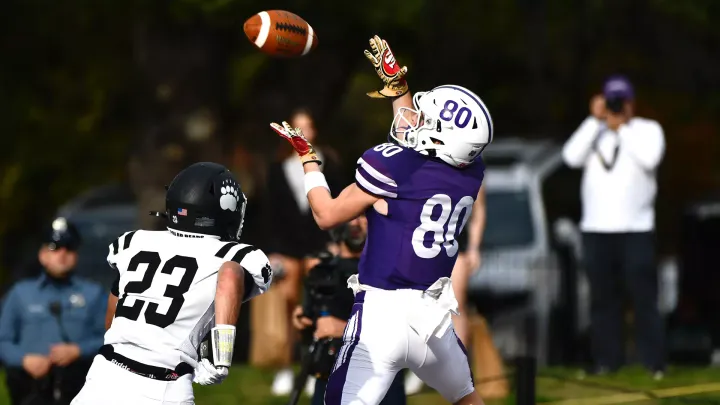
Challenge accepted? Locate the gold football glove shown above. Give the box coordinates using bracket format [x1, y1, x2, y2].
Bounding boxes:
[270, 121, 322, 166]
[364, 35, 409, 99]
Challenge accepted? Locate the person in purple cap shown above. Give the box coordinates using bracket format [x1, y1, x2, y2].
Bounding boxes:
[562, 75, 666, 378]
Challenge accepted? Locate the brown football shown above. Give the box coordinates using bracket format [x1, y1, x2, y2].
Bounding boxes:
[243, 10, 318, 58]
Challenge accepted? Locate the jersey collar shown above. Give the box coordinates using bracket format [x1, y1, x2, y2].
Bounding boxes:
[167, 228, 221, 240]
[38, 272, 75, 288]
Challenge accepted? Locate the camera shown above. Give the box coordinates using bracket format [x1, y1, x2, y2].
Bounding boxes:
[300, 252, 358, 379]
[303, 252, 356, 322]
[605, 97, 625, 114]
[288, 221, 366, 404]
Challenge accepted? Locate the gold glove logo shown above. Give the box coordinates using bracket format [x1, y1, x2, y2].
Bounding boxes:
[382, 49, 398, 74]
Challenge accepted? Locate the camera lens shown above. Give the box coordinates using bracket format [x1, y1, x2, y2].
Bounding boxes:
[605, 97, 625, 113]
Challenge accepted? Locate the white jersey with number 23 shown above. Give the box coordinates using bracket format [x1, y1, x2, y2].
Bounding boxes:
[104, 230, 271, 370]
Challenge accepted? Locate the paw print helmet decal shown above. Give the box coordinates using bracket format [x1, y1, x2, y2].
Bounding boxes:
[219, 179, 239, 212]
[163, 162, 247, 241]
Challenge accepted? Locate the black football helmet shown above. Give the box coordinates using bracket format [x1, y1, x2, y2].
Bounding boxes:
[160, 162, 247, 241]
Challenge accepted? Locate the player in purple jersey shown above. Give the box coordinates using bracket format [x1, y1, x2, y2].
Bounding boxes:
[270, 35, 493, 405]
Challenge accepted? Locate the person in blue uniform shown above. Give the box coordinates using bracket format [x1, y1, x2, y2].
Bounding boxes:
[270, 36, 493, 405]
[0, 217, 107, 405]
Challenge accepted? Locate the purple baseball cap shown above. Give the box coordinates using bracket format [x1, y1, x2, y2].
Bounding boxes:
[603, 75, 634, 100]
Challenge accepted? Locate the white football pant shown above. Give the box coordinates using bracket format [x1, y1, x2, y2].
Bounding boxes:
[324, 280, 475, 405]
[71, 355, 195, 405]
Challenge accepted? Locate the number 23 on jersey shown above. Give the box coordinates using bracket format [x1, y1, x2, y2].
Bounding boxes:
[115, 251, 197, 328]
[412, 194, 474, 259]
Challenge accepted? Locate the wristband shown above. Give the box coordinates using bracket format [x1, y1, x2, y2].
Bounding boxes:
[300, 152, 322, 166]
[211, 324, 236, 368]
[304, 171, 330, 196]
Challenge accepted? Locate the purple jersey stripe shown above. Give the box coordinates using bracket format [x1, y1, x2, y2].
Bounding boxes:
[355, 167, 398, 199]
[357, 157, 397, 186]
[324, 302, 364, 405]
[454, 329, 475, 386]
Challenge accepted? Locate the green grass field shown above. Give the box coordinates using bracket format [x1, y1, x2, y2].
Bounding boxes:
[1, 365, 720, 404]
[189, 365, 720, 405]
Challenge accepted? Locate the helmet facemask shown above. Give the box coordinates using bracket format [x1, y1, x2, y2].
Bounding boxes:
[388, 92, 454, 160]
[388, 86, 492, 168]
[390, 108, 423, 147]
[234, 193, 247, 241]
[389, 92, 434, 149]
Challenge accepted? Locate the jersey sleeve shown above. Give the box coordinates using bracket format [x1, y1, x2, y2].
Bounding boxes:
[111, 274, 120, 296]
[107, 230, 138, 295]
[224, 244, 272, 302]
[354, 144, 402, 199]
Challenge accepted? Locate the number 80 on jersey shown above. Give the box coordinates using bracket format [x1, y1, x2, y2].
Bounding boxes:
[412, 194, 474, 259]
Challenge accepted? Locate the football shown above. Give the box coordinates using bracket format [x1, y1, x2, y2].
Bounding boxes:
[243, 10, 318, 58]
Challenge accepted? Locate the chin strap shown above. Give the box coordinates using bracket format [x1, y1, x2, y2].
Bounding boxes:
[149, 211, 168, 219]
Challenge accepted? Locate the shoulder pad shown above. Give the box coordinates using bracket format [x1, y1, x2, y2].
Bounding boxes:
[107, 230, 139, 269]
[355, 143, 407, 199]
[224, 244, 272, 288]
[110, 230, 138, 256]
[213, 241, 240, 260]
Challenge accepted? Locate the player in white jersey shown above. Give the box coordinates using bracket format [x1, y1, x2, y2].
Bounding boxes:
[71, 162, 272, 405]
[270, 36, 491, 405]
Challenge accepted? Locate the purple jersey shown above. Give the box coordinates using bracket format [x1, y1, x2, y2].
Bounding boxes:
[354, 143, 485, 290]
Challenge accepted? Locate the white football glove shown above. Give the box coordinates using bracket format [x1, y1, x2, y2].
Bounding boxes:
[193, 358, 229, 386]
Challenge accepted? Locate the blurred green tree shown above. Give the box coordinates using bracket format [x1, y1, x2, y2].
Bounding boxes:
[1, 0, 719, 279]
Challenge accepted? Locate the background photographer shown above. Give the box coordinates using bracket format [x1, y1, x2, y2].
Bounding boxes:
[261, 108, 347, 396]
[562, 75, 666, 377]
[292, 215, 406, 405]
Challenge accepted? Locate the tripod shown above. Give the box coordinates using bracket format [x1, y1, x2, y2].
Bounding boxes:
[286, 338, 332, 405]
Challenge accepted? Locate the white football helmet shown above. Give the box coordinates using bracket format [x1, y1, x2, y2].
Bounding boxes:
[389, 85, 493, 167]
